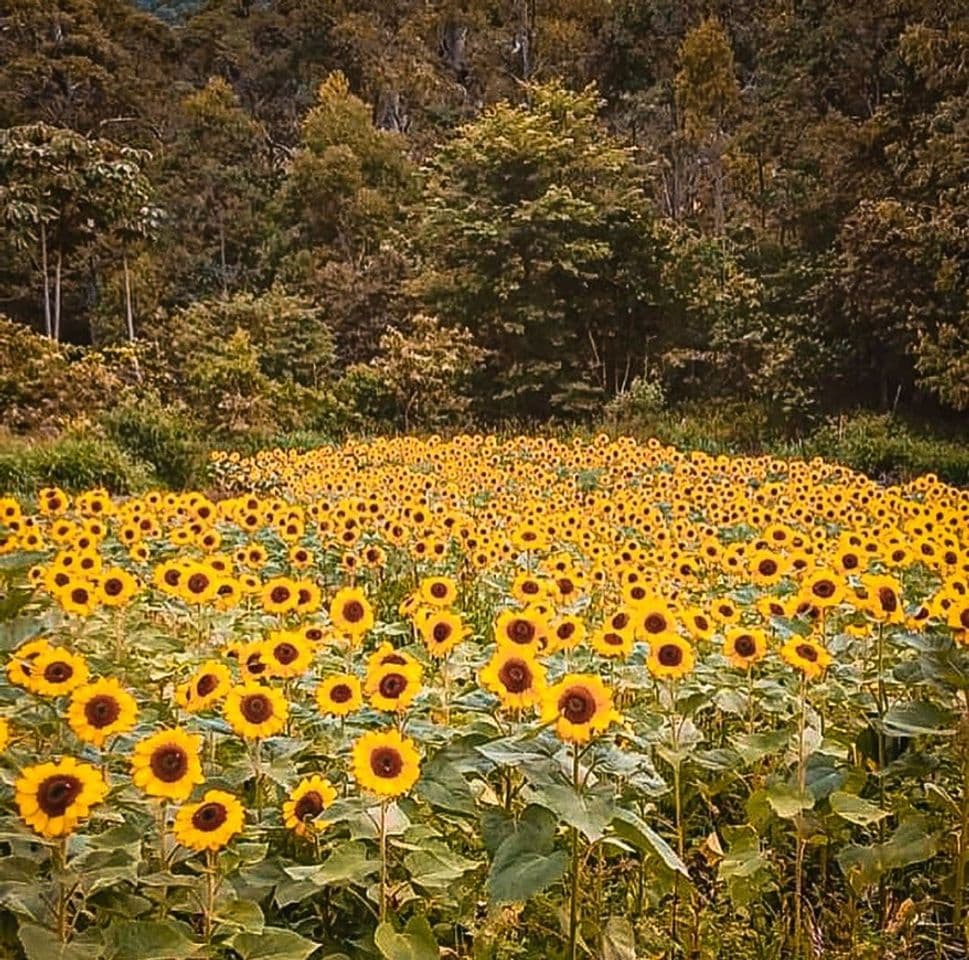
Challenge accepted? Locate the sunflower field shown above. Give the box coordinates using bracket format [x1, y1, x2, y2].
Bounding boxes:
[0, 434, 967, 960]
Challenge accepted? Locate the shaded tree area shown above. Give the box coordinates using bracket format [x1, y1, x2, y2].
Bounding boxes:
[1, 0, 966, 433]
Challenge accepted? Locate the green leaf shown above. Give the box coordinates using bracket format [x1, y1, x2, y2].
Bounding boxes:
[601, 916, 635, 960]
[373, 915, 438, 960]
[403, 842, 480, 890]
[765, 782, 814, 819]
[19, 924, 102, 960]
[214, 898, 264, 934]
[228, 927, 319, 960]
[104, 919, 200, 960]
[611, 809, 689, 877]
[733, 729, 791, 766]
[717, 825, 773, 906]
[486, 804, 568, 903]
[837, 817, 938, 893]
[528, 784, 615, 841]
[829, 791, 890, 827]
[285, 841, 379, 888]
[881, 701, 954, 737]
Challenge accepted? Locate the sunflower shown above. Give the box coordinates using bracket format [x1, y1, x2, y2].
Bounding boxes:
[366, 642, 418, 673]
[632, 599, 678, 639]
[56, 579, 99, 617]
[418, 576, 458, 608]
[178, 563, 219, 605]
[494, 609, 549, 656]
[0, 717, 10, 751]
[479, 648, 546, 710]
[682, 607, 715, 642]
[283, 775, 337, 838]
[96, 567, 139, 607]
[723, 627, 768, 670]
[365, 661, 422, 713]
[351, 729, 421, 798]
[540, 674, 621, 744]
[262, 577, 299, 615]
[67, 678, 138, 747]
[859, 574, 905, 624]
[262, 632, 314, 679]
[27, 647, 90, 698]
[330, 587, 374, 638]
[800, 569, 845, 609]
[780, 637, 833, 680]
[294, 580, 322, 614]
[590, 625, 635, 659]
[224, 683, 289, 739]
[175, 661, 232, 712]
[316, 674, 363, 717]
[131, 728, 205, 801]
[510, 573, 549, 606]
[547, 615, 586, 653]
[748, 550, 787, 587]
[416, 609, 469, 658]
[173, 789, 245, 852]
[15, 758, 108, 838]
[646, 634, 696, 680]
[6, 637, 51, 689]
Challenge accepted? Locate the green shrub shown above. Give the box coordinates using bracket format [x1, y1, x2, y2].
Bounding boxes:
[100, 394, 205, 489]
[0, 431, 154, 495]
[798, 413, 969, 485]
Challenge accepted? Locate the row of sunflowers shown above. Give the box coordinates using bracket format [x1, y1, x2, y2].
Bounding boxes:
[0, 434, 967, 959]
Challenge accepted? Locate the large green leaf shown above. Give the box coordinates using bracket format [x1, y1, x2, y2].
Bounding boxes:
[717, 825, 773, 906]
[765, 782, 814, 819]
[837, 817, 938, 893]
[528, 783, 615, 841]
[610, 809, 689, 877]
[829, 791, 890, 827]
[881, 701, 954, 737]
[104, 919, 200, 960]
[373, 915, 438, 960]
[486, 804, 568, 904]
[228, 927, 319, 960]
[19, 924, 103, 960]
[403, 841, 480, 890]
[601, 916, 636, 960]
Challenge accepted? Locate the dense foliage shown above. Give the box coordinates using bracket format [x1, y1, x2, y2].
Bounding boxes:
[0, 1, 966, 434]
[0, 436, 967, 960]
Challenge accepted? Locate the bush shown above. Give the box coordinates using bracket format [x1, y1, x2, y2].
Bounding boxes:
[100, 393, 205, 489]
[799, 412, 969, 485]
[0, 430, 154, 495]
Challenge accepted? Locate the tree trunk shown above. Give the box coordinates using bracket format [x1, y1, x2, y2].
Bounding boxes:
[123, 250, 143, 382]
[53, 247, 62, 341]
[218, 215, 228, 299]
[40, 222, 52, 338]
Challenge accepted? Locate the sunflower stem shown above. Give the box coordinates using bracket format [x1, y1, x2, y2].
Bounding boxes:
[954, 691, 969, 940]
[54, 836, 69, 943]
[379, 799, 389, 924]
[202, 848, 217, 946]
[794, 673, 807, 959]
[567, 742, 581, 960]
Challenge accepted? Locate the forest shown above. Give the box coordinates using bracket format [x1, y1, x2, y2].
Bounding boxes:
[1, 0, 967, 485]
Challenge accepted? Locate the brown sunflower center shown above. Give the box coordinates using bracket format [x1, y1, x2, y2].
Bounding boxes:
[70, 588, 89, 605]
[507, 619, 535, 644]
[192, 801, 228, 832]
[273, 642, 299, 665]
[370, 747, 403, 779]
[37, 774, 82, 816]
[378, 672, 406, 699]
[644, 613, 667, 634]
[270, 586, 290, 605]
[758, 559, 778, 576]
[657, 643, 683, 667]
[612, 612, 630, 630]
[559, 686, 596, 724]
[430, 583, 448, 598]
[103, 578, 124, 597]
[150, 745, 189, 782]
[842, 554, 858, 570]
[796, 643, 819, 663]
[240, 693, 272, 724]
[498, 658, 532, 693]
[294, 791, 324, 820]
[84, 694, 120, 728]
[733, 635, 757, 658]
[812, 580, 836, 599]
[44, 660, 74, 684]
[432, 623, 452, 643]
[877, 588, 898, 613]
[557, 622, 576, 641]
[186, 573, 209, 594]
[342, 600, 365, 623]
[603, 632, 624, 646]
[329, 683, 353, 703]
[196, 673, 219, 697]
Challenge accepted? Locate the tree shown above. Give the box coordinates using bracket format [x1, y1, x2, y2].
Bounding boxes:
[0, 123, 159, 341]
[413, 81, 668, 420]
[364, 314, 485, 430]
